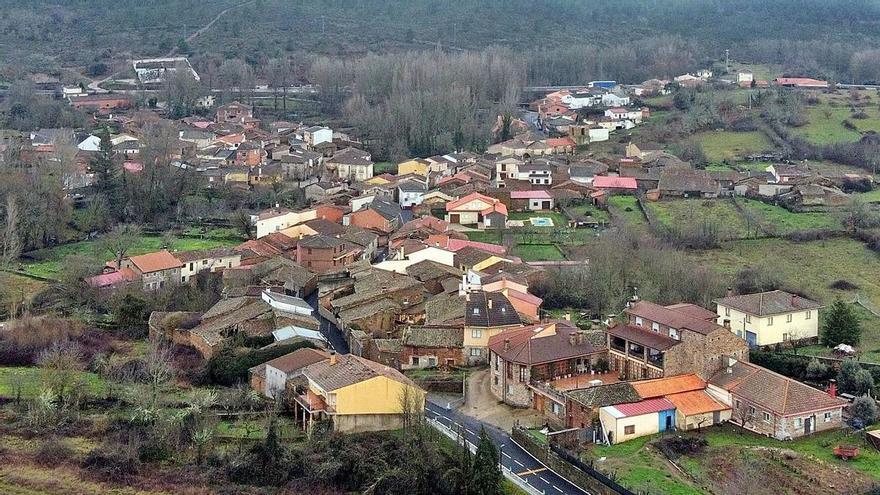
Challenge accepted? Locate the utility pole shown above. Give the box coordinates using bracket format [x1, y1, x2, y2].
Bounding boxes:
[725, 49, 730, 73]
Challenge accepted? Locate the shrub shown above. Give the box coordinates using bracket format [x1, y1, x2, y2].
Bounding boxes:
[0, 316, 84, 365]
[81, 446, 140, 483]
[837, 359, 874, 395]
[842, 119, 857, 131]
[34, 438, 73, 466]
[830, 280, 859, 291]
[849, 396, 878, 427]
[805, 359, 830, 381]
[655, 436, 708, 460]
[852, 111, 869, 120]
[206, 341, 316, 386]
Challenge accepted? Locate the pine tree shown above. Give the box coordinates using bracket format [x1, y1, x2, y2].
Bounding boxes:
[822, 300, 861, 347]
[470, 428, 502, 495]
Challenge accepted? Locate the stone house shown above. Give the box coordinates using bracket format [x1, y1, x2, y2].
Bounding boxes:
[121, 250, 183, 291]
[296, 234, 361, 274]
[248, 347, 330, 399]
[176, 247, 241, 283]
[401, 325, 464, 370]
[606, 300, 749, 380]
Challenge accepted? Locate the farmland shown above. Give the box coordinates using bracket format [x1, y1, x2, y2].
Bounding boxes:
[693, 131, 772, 162]
[793, 103, 880, 145]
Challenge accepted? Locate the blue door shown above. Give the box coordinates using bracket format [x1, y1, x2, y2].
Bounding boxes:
[746, 331, 758, 347]
[658, 409, 676, 432]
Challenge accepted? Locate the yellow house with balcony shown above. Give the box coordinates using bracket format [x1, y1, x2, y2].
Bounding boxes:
[714, 290, 822, 347]
[294, 353, 426, 433]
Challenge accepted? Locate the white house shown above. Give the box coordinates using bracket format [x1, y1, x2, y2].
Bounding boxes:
[301, 126, 333, 147]
[77, 135, 102, 152]
[737, 71, 754, 84]
[261, 290, 313, 317]
[601, 93, 631, 107]
[589, 127, 610, 143]
[397, 179, 427, 208]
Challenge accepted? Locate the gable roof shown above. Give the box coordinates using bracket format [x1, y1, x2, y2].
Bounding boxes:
[604, 397, 675, 418]
[606, 324, 680, 351]
[488, 322, 604, 365]
[630, 374, 706, 399]
[403, 326, 463, 348]
[446, 192, 498, 212]
[302, 354, 416, 391]
[261, 347, 330, 374]
[709, 360, 846, 416]
[665, 390, 730, 416]
[626, 300, 723, 336]
[465, 291, 521, 327]
[128, 250, 183, 273]
[510, 190, 553, 200]
[592, 176, 637, 189]
[713, 290, 822, 316]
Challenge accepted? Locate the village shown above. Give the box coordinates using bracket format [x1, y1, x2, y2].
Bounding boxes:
[3, 28, 880, 494]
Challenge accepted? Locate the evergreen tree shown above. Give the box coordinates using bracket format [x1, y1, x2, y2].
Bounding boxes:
[822, 300, 861, 347]
[470, 428, 502, 495]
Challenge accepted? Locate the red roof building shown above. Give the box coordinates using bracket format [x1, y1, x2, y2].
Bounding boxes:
[592, 176, 638, 190]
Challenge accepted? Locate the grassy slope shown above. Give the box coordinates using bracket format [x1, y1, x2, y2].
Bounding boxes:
[607, 196, 647, 229]
[0, 367, 106, 399]
[694, 131, 771, 162]
[793, 104, 880, 145]
[646, 199, 751, 240]
[736, 199, 840, 233]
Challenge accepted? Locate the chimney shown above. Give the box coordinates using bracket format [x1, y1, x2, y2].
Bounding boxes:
[723, 319, 731, 329]
[828, 379, 837, 398]
[727, 287, 733, 297]
[329, 351, 337, 366]
[488, 298, 493, 310]
[504, 338, 510, 351]
[791, 294, 799, 308]
[568, 332, 577, 346]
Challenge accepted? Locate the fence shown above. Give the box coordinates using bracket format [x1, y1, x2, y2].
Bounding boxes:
[511, 426, 639, 495]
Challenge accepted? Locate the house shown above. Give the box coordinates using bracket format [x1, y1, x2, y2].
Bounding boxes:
[68, 94, 132, 111]
[565, 383, 642, 431]
[606, 300, 749, 380]
[445, 192, 508, 228]
[347, 197, 404, 241]
[510, 190, 554, 211]
[658, 167, 720, 198]
[326, 147, 374, 182]
[713, 290, 823, 347]
[279, 149, 323, 180]
[737, 71, 754, 84]
[304, 182, 346, 202]
[296, 234, 361, 274]
[398, 158, 431, 177]
[767, 163, 811, 184]
[216, 102, 254, 125]
[249, 347, 330, 399]
[463, 291, 521, 364]
[592, 176, 638, 195]
[223, 256, 317, 298]
[709, 358, 847, 440]
[488, 322, 606, 412]
[631, 374, 731, 431]
[176, 247, 241, 283]
[397, 179, 427, 208]
[495, 157, 524, 183]
[401, 325, 464, 369]
[291, 353, 426, 433]
[120, 250, 183, 291]
[599, 397, 677, 445]
[86, 267, 140, 291]
[300, 126, 333, 147]
[328, 269, 426, 337]
[568, 161, 610, 184]
[518, 163, 554, 185]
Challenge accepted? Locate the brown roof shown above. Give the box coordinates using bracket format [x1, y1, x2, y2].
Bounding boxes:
[658, 167, 719, 194]
[664, 303, 718, 322]
[403, 326, 463, 348]
[129, 250, 183, 273]
[630, 374, 706, 399]
[174, 247, 237, 263]
[261, 348, 330, 374]
[302, 354, 417, 391]
[626, 300, 723, 336]
[713, 290, 822, 316]
[488, 322, 604, 365]
[665, 390, 730, 416]
[607, 324, 679, 351]
[709, 360, 846, 416]
[567, 382, 641, 408]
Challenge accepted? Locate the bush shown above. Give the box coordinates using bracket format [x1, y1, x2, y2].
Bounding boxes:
[849, 396, 879, 427]
[842, 119, 857, 131]
[81, 446, 140, 483]
[837, 359, 875, 395]
[852, 111, 869, 120]
[805, 359, 830, 381]
[34, 438, 73, 466]
[655, 436, 708, 460]
[206, 341, 316, 386]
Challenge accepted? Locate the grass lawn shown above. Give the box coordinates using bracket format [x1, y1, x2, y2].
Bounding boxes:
[694, 130, 771, 162]
[856, 188, 880, 203]
[464, 230, 505, 244]
[587, 435, 703, 495]
[0, 366, 106, 399]
[22, 234, 240, 279]
[607, 196, 647, 229]
[511, 244, 566, 261]
[704, 163, 736, 171]
[737, 198, 840, 234]
[793, 104, 880, 145]
[507, 211, 568, 227]
[646, 199, 752, 240]
[0, 272, 47, 304]
[374, 161, 397, 174]
[216, 417, 303, 441]
[566, 203, 610, 223]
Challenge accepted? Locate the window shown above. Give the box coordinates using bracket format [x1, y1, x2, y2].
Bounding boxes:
[786, 314, 793, 323]
[824, 412, 833, 423]
[805, 310, 811, 320]
[745, 315, 751, 323]
[669, 328, 679, 340]
[763, 412, 771, 422]
[748, 406, 756, 415]
[651, 322, 660, 333]
[724, 307, 730, 317]
[552, 403, 561, 415]
[624, 425, 635, 435]
[783, 333, 788, 341]
[734, 399, 741, 409]
[470, 348, 481, 357]
[767, 317, 773, 326]
[471, 329, 482, 339]
[411, 357, 420, 366]
[203, 260, 208, 265]
[308, 248, 312, 255]
[794, 418, 803, 428]
[428, 357, 437, 367]
[189, 262, 194, 270]
[494, 376, 499, 385]
[472, 308, 480, 315]
[519, 366, 527, 383]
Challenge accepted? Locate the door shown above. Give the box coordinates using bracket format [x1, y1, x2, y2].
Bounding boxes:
[746, 331, 758, 347]
[665, 414, 673, 431]
[805, 416, 813, 434]
[450, 214, 460, 223]
[713, 411, 721, 424]
[542, 201, 551, 210]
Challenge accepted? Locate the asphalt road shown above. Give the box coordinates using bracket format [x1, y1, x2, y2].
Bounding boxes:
[305, 292, 350, 354]
[425, 401, 590, 495]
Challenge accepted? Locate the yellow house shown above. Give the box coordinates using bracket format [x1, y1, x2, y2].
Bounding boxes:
[398, 158, 430, 176]
[714, 290, 822, 347]
[296, 354, 426, 433]
[463, 291, 522, 364]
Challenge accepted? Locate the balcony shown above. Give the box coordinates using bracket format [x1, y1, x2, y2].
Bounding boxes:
[647, 350, 664, 368]
[610, 336, 627, 353]
[627, 342, 645, 359]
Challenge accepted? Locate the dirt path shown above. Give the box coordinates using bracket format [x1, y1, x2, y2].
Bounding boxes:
[167, 0, 256, 57]
[458, 368, 544, 432]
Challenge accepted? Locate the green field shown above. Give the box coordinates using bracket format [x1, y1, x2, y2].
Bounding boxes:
[694, 130, 772, 162]
[857, 189, 880, 203]
[0, 367, 106, 400]
[511, 244, 566, 261]
[374, 161, 397, 174]
[565, 203, 610, 223]
[646, 199, 752, 240]
[22, 235, 240, 279]
[736, 199, 840, 234]
[793, 105, 880, 145]
[607, 196, 647, 229]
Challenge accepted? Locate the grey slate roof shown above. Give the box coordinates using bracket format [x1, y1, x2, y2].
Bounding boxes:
[403, 326, 463, 348]
[465, 291, 520, 327]
[713, 290, 822, 316]
[567, 382, 642, 408]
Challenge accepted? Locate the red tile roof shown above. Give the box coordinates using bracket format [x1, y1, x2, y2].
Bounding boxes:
[86, 267, 139, 288]
[611, 397, 675, 417]
[510, 190, 553, 200]
[665, 390, 729, 416]
[592, 176, 637, 189]
[446, 192, 499, 212]
[546, 137, 576, 147]
[128, 250, 183, 273]
[630, 374, 706, 399]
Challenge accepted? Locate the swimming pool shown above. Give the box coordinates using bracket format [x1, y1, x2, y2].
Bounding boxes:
[530, 217, 554, 227]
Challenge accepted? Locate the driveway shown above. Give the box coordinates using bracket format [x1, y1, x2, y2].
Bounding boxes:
[461, 368, 545, 432]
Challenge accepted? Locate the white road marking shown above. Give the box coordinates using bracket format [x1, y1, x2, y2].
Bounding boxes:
[553, 485, 564, 493]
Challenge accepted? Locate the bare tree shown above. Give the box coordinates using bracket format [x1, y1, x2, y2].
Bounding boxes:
[231, 209, 254, 239]
[99, 223, 142, 269]
[37, 340, 85, 407]
[733, 402, 755, 432]
[398, 385, 424, 432]
[145, 338, 176, 408]
[1, 195, 21, 269]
